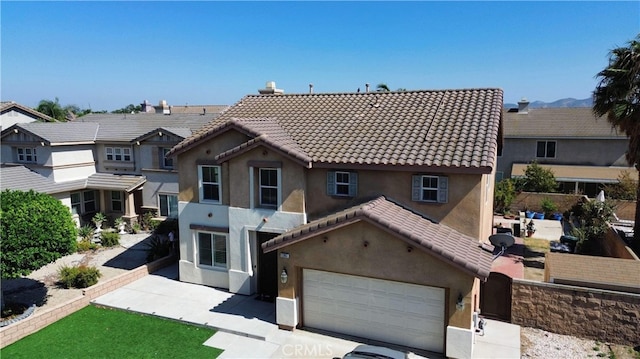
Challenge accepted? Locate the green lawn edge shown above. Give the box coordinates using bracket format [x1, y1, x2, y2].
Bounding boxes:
[1, 305, 223, 359]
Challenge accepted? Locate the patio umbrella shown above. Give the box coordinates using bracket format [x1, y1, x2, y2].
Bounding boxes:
[596, 190, 605, 202]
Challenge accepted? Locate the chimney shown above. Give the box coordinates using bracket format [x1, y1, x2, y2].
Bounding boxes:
[258, 81, 284, 95]
[518, 97, 530, 114]
[309, 83, 314, 94]
[365, 83, 370, 93]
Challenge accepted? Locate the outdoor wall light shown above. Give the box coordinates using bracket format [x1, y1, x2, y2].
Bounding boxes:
[280, 268, 288, 284]
[456, 293, 465, 311]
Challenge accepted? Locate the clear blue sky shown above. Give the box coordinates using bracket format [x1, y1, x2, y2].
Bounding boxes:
[2, 1, 638, 111]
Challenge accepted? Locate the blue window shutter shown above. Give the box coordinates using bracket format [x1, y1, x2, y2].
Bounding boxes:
[327, 171, 336, 195]
[438, 176, 448, 203]
[412, 175, 422, 201]
[349, 172, 358, 197]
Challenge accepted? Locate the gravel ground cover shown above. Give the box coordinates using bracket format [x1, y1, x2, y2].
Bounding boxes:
[2, 233, 152, 314]
[521, 327, 639, 359]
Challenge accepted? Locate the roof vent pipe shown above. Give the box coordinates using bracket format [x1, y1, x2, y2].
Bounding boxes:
[309, 83, 314, 94]
[365, 83, 370, 93]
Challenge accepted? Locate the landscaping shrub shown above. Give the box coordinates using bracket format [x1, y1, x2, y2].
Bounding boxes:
[78, 225, 95, 241]
[58, 265, 101, 288]
[100, 231, 120, 247]
[1, 189, 77, 279]
[77, 239, 98, 252]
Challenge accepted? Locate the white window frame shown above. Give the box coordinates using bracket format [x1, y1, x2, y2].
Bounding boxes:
[259, 168, 279, 208]
[110, 191, 123, 212]
[196, 231, 228, 269]
[158, 193, 178, 218]
[161, 147, 173, 169]
[105, 146, 132, 162]
[536, 140, 556, 159]
[198, 165, 222, 203]
[412, 175, 448, 203]
[327, 170, 358, 197]
[16, 147, 37, 163]
[71, 190, 98, 214]
[71, 192, 82, 215]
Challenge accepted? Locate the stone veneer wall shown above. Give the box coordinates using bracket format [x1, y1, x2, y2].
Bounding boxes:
[511, 279, 640, 346]
[0, 256, 176, 348]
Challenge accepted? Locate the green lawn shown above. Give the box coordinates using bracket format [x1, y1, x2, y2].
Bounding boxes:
[1, 306, 223, 358]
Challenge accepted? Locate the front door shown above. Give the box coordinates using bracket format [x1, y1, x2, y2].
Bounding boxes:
[256, 232, 278, 301]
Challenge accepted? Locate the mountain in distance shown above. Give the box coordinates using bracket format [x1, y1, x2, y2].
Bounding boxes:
[504, 97, 593, 109]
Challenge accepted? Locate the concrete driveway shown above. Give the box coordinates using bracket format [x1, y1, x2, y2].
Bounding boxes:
[93, 264, 518, 359]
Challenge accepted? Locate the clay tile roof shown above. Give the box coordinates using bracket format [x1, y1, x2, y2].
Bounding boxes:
[169, 89, 503, 173]
[262, 196, 493, 280]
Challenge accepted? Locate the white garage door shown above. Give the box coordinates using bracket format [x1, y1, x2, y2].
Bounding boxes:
[303, 269, 445, 353]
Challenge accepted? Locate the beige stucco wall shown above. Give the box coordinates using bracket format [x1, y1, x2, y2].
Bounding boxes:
[177, 130, 250, 203]
[306, 169, 488, 240]
[275, 221, 478, 330]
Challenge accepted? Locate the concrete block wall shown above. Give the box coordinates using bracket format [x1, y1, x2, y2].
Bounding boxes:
[511, 279, 640, 346]
[0, 256, 175, 348]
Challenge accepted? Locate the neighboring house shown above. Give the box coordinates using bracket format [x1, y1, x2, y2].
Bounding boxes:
[140, 99, 229, 116]
[0, 112, 221, 225]
[168, 86, 503, 356]
[499, 99, 634, 197]
[0, 101, 54, 130]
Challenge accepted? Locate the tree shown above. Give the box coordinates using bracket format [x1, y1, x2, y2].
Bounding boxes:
[112, 104, 142, 114]
[35, 98, 89, 121]
[522, 161, 557, 193]
[604, 171, 637, 200]
[494, 178, 516, 214]
[0, 190, 77, 279]
[376, 83, 391, 92]
[36, 97, 65, 121]
[593, 34, 640, 253]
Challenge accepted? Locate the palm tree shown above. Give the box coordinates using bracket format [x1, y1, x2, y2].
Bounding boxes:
[376, 83, 391, 92]
[593, 34, 640, 253]
[36, 97, 65, 121]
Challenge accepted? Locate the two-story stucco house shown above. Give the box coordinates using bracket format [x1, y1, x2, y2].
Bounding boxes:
[168, 86, 503, 356]
[498, 99, 634, 197]
[1, 112, 220, 225]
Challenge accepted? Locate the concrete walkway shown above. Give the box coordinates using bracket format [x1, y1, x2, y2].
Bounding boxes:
[93, 264, 520, 358]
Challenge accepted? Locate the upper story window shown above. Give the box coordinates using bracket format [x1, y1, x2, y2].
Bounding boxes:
[259, 168, 279, 208]
[536, 141, 556, 158]
[199, 165, 221, 203]
[327, 170, 358, 197]
[106, 146, 132, 161]
[411, 175, 448, 203]
[16, 147, 37, 163]
[161, 147, 173, 169]
[197, 231, 227, 268]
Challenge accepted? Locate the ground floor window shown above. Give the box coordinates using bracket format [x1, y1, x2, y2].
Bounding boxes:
[197, 232, 227, 268]
[71, 190, 98, 215]
[111, 191, 123, 212]
[159, 194, 178, 218]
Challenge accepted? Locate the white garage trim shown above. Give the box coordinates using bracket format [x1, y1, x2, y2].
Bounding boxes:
[302, 269, 445, 353]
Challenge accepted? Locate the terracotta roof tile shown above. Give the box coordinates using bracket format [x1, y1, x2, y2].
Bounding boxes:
[262, 196, 493, 280]
[169, 89, 503, 173]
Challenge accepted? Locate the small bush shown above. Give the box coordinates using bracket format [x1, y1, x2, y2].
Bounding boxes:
[154, 218, 178, 235]
[58, 264, 101, 288]
[78, 225, 95, 241]
[100, 231, 120, 247]
[77, 239, 98, 252]
[131, 223, 141, 234]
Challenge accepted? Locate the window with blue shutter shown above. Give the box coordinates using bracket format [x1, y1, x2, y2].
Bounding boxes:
[327, 171, 357, 197]
[412, 175, 448, 203]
